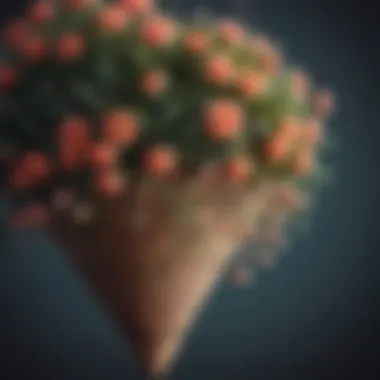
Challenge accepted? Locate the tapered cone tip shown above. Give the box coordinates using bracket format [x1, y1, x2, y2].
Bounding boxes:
[50, 188, 243, 375]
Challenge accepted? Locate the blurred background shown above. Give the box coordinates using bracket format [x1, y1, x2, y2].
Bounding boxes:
[0, 1, 379, 379]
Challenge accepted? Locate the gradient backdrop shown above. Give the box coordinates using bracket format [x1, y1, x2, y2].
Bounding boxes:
[1, 1, 379, 379]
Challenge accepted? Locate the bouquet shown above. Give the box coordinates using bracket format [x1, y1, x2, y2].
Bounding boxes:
[0, 0, 335, 376]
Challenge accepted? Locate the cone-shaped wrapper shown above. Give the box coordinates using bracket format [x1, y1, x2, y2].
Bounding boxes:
[49, 179, 250, 375]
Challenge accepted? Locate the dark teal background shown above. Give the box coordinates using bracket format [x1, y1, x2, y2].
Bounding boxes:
[1, 1, 379, 379]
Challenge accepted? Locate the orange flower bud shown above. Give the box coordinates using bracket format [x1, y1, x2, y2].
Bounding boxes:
[140, 16, 175, 47]
[204, 99, 244, 141]
[217, 20, 244, 45]
[140, 70, 167, 96]
[225, 156, 253, 182]
[203, 54, 234, 85]
[97, 5, 129, 33]
[144, 145, 178, 177]
[102, 109, 139, 147]
[57, 33, 85, 61]
[183, 30, 208, 53]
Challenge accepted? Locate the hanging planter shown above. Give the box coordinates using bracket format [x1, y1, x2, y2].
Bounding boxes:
[0, 0, 335, 377]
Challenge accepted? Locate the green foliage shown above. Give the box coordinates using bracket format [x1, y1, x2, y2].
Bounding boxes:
[0, 0, 334, 217]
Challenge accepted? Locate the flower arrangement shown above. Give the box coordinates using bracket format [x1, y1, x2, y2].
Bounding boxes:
[0, 0, 335, 376]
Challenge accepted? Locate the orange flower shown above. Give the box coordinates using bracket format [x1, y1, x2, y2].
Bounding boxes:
[225, 156, 253, 182]
[20, 34, 48, 62]
[292, 147, 315, 175]
[301, 118, 323, 144]
[252, 36, 282, 74]
[203, 54, 234, 84]
[266, 117, 301, 162]
[56, 33, 85, 61]
[183, 30, 208, 54]
[94, 171, 125, 196]
[97, 5, 129, 33]
[120, 0, 154, 14]
[102, 109, 139, 147]
[139, 16, 175, 47]
[58, 116, 90, 146]
[58, 115, 91, 170]
[277, 116, 301, 141]
[9, 151, 51, 189]
[88, 142, 117, 169]
[2, 19, 29, 48]
[236, 71, 267, 98]
[204, 99, 244, 141]
[313, 89, 335, 118]
[144, 145, 178, 177]
[217, 20, 244, 45]
[140, 70, 167, 96]
[27, 1, 55, 24]
[261, 49, 282, 74]
[265, 135, 292, 162]
[11, 203, 49, 228]
[22, 151, 51, 178]
[0, 66, 17, 89]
